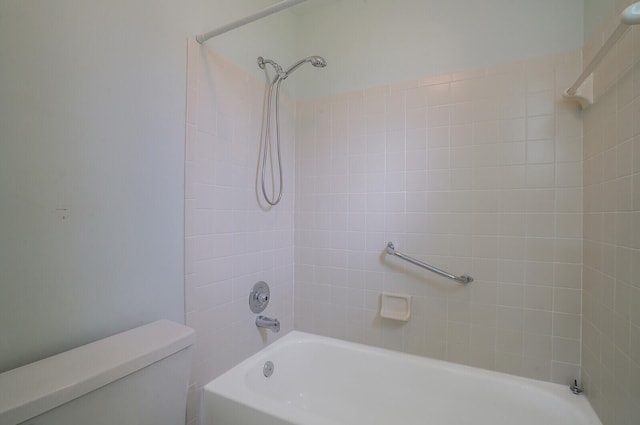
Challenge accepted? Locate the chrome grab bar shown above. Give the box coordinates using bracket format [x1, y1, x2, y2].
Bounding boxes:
[385, 242, 473, 284]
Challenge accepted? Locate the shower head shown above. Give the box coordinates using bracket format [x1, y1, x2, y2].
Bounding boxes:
[308, 56, 327, 68]
[257, 55, 327, 83]
[282, 56, 327, 78]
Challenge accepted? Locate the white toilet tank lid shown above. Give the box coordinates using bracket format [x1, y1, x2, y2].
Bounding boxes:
[0, 320, 195, 425]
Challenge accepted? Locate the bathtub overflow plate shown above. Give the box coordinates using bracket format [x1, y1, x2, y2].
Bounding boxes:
[263, 361, 274, 378]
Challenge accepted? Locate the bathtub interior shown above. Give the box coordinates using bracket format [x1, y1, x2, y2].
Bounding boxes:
[205, 332, 602, 425]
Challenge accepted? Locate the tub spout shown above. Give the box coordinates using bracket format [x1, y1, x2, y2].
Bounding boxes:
[256, 315, 280, 332]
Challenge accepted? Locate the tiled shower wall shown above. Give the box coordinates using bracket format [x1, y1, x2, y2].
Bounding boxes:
[294, 51, 584, 384]
[581, 2, 640, 423]
[184, 39, 295, 425]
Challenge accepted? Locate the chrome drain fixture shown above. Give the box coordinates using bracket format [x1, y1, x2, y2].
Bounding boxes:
[263, 361, 274, 378]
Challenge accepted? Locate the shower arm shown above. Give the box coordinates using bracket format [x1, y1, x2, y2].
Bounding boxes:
[258, 57, 286, 81]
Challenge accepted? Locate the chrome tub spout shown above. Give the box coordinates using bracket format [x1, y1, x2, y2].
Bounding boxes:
[256, 315, 280, 332]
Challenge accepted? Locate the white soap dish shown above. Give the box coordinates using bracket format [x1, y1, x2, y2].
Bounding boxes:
[379, 292, 412, 322]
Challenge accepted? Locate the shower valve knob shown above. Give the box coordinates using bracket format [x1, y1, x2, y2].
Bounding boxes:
[249, 281, 270, 314]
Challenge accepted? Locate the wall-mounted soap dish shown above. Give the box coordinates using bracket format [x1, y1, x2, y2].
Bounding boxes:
[379, 292, 412, 321]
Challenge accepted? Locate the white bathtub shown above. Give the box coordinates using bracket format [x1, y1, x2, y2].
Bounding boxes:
[204, 331, 602, 425]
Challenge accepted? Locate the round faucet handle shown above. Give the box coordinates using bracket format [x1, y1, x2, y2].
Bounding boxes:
[249, 281, 271, 313]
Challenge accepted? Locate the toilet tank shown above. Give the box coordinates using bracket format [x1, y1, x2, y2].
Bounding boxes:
[0, 320, 195, 425]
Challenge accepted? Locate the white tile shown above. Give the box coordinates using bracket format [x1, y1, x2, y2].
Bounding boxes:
[287, 50, 608, 394]
[527, 115, 554, 140]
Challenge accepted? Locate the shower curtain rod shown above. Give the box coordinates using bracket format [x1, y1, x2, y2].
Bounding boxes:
[563, 1, 640, 108]
[196, 0, 309, 44]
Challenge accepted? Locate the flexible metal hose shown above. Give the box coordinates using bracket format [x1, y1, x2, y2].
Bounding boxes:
[260, 77, 284, 206]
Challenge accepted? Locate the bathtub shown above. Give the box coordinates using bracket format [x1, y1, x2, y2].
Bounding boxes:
[204, 331, 602, 425]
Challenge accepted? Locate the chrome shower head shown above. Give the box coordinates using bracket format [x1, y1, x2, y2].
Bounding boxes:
[308, 56, 327, 68]
[283, 56, 327, 78]
[257, 55, 327, 82]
